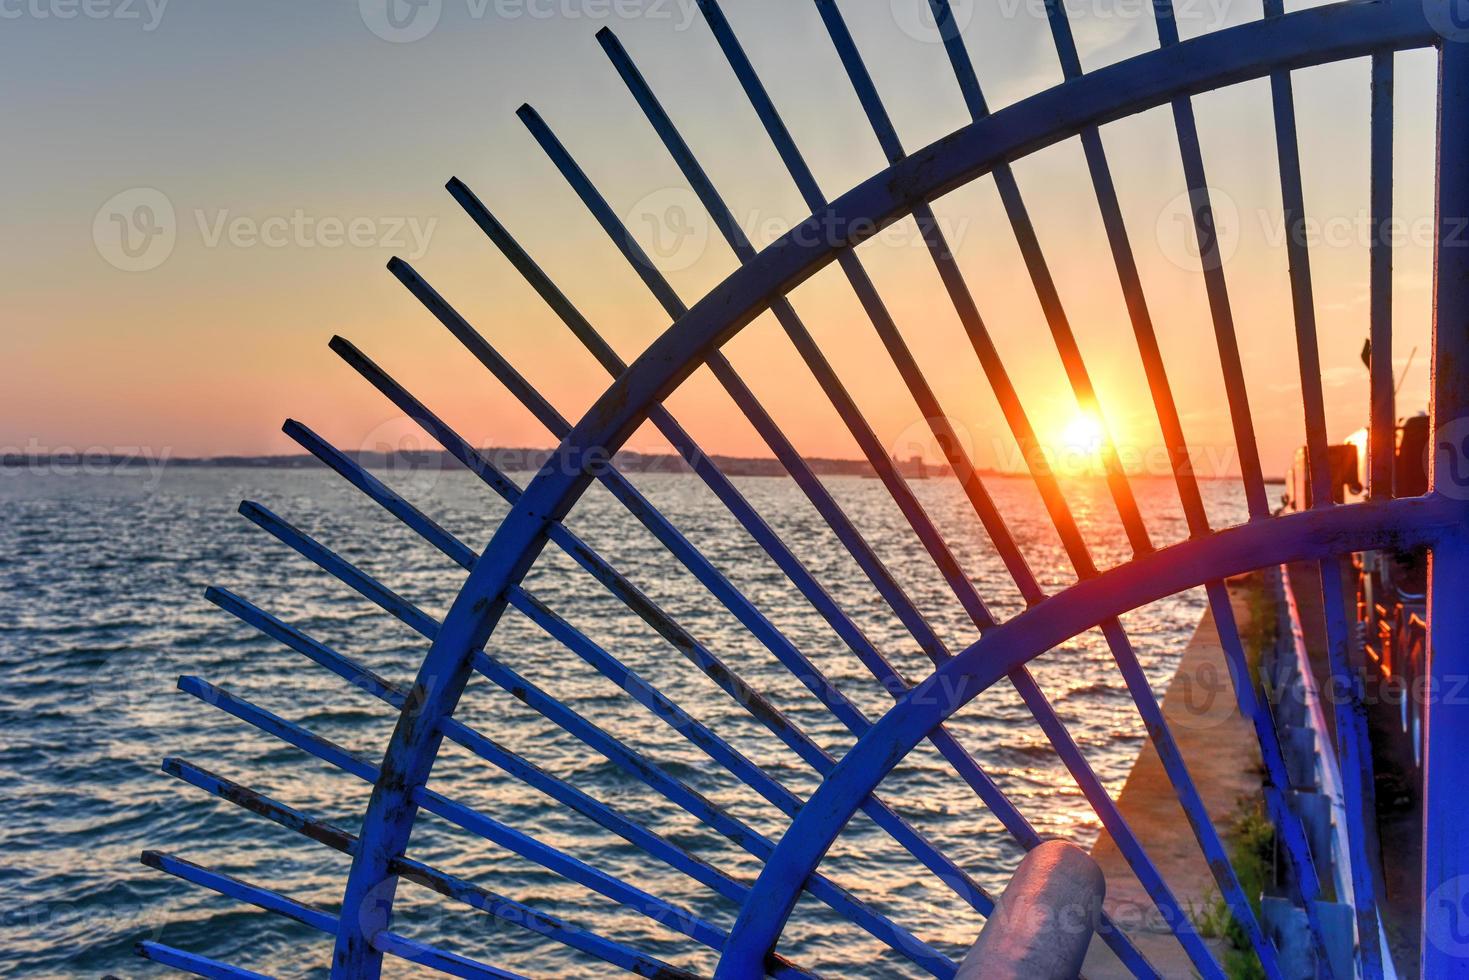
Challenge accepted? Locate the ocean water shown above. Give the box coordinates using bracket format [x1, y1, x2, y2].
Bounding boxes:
[0, 465, 1254, 978]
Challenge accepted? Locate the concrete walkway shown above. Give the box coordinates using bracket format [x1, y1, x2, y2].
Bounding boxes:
[1081, 575, 1265, 978]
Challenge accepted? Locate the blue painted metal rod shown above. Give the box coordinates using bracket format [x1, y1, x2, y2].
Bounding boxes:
[1205, 578, 1334, 959]
[136, 941, 277, 980]
[203, 582, 746, 905]
[1260, 2, 1383, 969]
[142, 849, 338, 934]
[332, 315, 996, 925]
[692, 2, 1211, 972]
[165, 755, 358, 853]
[173, 675, 743, 958]
[1149, 0, 1271, 520]
[162, 757, 706, 980]
[232, 497, 953, 974]
[581, 33, 1168, 975]
[923, 2, 1282, 972]
[1423, 36, 1469, 979]
[1023, 1, 1211, 534]
[1369, 51, 1395, 500]
[368, 932, 531, 980]
[142, 851, 530, 980]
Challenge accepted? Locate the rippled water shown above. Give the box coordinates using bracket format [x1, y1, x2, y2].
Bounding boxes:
[1, 466, 1253, 977]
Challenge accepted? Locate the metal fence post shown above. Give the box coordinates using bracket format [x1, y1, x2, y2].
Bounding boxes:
[1424, 32, 1469, 980]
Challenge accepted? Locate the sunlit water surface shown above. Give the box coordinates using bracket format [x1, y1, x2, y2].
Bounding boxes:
[0, 466, 1256, 977]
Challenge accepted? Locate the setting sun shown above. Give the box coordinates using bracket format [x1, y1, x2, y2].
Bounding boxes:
[1060, 411, 1106, 458]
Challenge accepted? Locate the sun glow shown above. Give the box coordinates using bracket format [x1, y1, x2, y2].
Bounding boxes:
[1060, 411, 1106, 458]
[1045, 410, 1110, 477]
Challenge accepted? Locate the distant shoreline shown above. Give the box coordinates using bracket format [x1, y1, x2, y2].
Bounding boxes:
[1, 450, 1279, 482]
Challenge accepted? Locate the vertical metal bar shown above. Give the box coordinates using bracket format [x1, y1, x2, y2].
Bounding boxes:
[1151, 1, 1272, 520]
[1019, 0, 1213, 534]
[1260, 3, 1382, 970]
[1371, 51, 1397, 500]
[1424, 33, 1469, 980]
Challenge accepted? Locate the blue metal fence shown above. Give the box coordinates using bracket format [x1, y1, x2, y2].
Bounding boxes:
[138, 2, 1469, 977]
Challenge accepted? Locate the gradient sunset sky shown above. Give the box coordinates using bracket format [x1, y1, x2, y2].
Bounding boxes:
[1, 0, 1442, 477]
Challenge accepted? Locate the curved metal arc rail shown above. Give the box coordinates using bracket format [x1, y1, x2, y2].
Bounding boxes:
[326, 4, 1442, 975]
[121, 3, 1467, 977]
[714, 494, 1463, 975]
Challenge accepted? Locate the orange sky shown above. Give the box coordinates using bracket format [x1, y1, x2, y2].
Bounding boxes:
[1, 1, 1440, 478]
